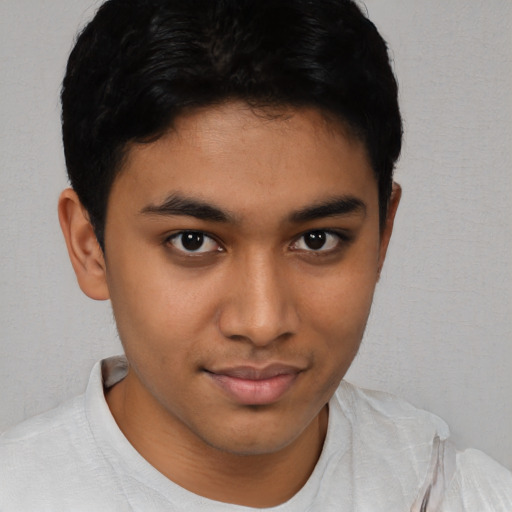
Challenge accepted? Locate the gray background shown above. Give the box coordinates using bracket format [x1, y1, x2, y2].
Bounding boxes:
[1, 1, 511, 469]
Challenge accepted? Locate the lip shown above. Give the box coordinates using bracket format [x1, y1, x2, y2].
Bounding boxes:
[205, 364, 302, 405]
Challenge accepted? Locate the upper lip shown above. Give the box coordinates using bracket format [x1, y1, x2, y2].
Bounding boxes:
[206, 364, 303, 380]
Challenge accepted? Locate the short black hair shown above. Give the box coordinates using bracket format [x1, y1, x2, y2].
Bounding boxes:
[62, 0, 402, 248]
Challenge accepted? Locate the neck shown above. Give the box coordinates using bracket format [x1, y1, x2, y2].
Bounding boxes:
[106, 370, 329, 507]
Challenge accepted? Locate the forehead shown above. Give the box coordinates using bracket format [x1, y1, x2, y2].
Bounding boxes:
[111, 102, 378, 222]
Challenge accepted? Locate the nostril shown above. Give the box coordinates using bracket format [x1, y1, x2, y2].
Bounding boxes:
[225, 330, 295, 346]
[227, 334, 251, 343]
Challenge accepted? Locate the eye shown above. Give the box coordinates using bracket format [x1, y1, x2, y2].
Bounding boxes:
[291, 230, 342, 252]
[167, 231, 222, 254]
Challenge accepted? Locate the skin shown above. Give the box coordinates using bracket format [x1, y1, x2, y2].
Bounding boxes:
[59, 102, 400, 507]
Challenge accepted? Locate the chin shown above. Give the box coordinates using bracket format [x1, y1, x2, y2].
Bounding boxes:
[197, 418, 302, 457]
[207, 436, 293, 458]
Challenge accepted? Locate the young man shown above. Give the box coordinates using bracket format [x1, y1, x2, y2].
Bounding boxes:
[1, 0, 511, 510]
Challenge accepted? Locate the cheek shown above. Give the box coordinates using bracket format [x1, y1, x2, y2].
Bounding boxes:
[304, 260, 377, 327]
[106, 253, 223, 356]
[299, 256, 379, 365]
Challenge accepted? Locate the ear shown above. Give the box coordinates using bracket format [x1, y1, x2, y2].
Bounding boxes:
[377, 182, 401, 277]
[58, 188, 110, 300]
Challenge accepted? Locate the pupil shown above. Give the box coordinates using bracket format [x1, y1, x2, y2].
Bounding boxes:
[305, 231, 326, 250]
[182, 232, 204, 251]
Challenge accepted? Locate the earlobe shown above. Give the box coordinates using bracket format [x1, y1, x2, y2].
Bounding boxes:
[377, 182, 402, 277]
[58, 188, 110, 300]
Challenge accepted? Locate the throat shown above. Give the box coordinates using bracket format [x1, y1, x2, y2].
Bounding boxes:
[106, 374, 329, 507]
[191, 407, 329, 507]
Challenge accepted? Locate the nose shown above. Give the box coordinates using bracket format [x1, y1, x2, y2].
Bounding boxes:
[218, 252, 299, 347]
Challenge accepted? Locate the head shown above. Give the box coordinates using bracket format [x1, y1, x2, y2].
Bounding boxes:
[61, 0, 402, 249]
[58, 0, 402, 469]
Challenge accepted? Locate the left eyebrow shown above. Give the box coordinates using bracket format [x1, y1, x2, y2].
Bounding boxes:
[289, 196, 367, 223]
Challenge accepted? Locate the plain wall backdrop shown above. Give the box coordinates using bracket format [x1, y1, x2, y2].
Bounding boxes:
[1, 1, 511, 469]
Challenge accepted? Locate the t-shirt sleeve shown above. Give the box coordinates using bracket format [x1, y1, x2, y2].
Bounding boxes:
[442, 448, 512, 511]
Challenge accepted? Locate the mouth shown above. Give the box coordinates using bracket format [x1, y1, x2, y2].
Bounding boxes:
[205, 364, 302, 405]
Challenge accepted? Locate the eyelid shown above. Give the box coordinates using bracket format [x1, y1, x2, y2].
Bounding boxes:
[290, 229, 352, 253]
[163, 228, 352, 256]
[165, 230, 224, 255]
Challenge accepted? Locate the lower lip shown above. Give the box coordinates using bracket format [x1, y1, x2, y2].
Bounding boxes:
[207, 372, 298, 405]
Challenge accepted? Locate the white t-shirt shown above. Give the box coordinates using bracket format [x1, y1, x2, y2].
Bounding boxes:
[1, 356, 511, 511]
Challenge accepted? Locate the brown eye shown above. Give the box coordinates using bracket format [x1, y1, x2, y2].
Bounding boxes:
[168, 231, 221, 254]
[304, 231, 327, 250]
[291, 230, 341, 252]
[182, 232, 204, 251]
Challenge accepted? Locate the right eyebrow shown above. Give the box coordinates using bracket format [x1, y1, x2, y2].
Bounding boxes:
[139, 193, 234, 223]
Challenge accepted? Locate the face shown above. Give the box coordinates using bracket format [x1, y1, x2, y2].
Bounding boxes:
[101, 102, 393, 456]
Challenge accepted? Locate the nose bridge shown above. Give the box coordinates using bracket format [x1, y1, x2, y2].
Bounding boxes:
[219, 249, 297, 345]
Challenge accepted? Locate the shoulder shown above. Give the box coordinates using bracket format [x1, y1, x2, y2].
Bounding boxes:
[324, 382, 450, 507]
[443, 448, 512, 511]
[333, 380, 450, 442]
[0, 395, 98, 509]
[330, 382, 512, 510]
[0, 393, 89, 457]
[0, 361, 125, 511]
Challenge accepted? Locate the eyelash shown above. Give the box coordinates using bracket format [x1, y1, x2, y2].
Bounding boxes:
[165, 231, 223, 255]
[164, 229, 351, 256]
[290, 229, 351, 254]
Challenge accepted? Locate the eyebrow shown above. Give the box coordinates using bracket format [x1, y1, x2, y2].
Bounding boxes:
[140, 194, 233, 222]
[288, 196, 367, 223]
[140, 193, 366, 224]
